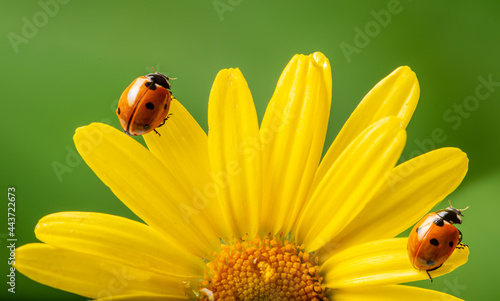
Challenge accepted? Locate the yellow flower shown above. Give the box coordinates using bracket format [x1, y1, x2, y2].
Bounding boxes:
[16, 52, 469, 300]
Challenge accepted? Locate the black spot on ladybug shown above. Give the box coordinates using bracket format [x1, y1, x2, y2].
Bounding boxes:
[449, 241, 454, 247]
[426, 260, 435, 266]
[117, 107, 121, 115]
[145, 102, 155, 110]
[433, 218, 444, 227]
[143, 124, 150, 130]
[145, 81, 157, 90]
[430, 238, 439, 246]
[164, 103, 167, 109]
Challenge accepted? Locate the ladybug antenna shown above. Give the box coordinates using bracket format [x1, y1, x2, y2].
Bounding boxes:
[150, 67, 177, 80]
[448, 200, 469, 212]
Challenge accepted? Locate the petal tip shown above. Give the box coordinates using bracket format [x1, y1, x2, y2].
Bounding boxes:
[311, 52, 330, 70]
[403, 68, 419, 89]
[397, 65, 413, 72]
[213, 68, 244, 86]
[73, 122, 116, 143]
[389, 66, 417, 84]
[73, 124, 91, 139]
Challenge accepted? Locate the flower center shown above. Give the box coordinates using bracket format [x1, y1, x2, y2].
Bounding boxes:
[197, 235, 328, 300]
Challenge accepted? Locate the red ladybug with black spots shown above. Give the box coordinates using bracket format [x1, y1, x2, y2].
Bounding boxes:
[116, 71, 173, 136]
[407, 202, 468, 282]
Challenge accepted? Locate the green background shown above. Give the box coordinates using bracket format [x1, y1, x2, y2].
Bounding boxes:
[1, 0, 499, 300]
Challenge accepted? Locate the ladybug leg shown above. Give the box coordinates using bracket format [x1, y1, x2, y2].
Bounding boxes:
[456, 229, 468, 249]
[426, 270, 433, 283]
[157, 114, 173, 129]
[426, 264, 444, 283]
[153, 113, 174, 136]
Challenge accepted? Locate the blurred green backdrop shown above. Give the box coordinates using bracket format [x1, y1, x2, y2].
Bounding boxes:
[1, 0, 499, 300]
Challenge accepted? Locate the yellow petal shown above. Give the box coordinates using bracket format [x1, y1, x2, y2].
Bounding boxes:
[260, 52, 332, 235]
[95, 294, 188, 301]
[144, 99, 210, 175]
[207, 68, 262, 239]
[321, 238, 469, 288]
[74, 123, 219, 259]
[15, 243, 187, 299]
[35, 212, 205, 278]
[143, 98, 226, 242]
[313, 66, 419, 194]
[331, 284, 464, 301]
[296, 117, 406, 251]
[317, 147, 469, 257]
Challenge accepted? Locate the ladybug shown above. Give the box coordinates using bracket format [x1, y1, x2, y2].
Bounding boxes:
[116, 71, 173, 136]
[407, 202, 468, 282]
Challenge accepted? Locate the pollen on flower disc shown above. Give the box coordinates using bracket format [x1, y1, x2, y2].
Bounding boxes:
[198, 235, 328, 300]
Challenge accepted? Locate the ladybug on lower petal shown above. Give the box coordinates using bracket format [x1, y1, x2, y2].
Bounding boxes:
[116, 71, 174, 136]
[407, 201, 469, 282]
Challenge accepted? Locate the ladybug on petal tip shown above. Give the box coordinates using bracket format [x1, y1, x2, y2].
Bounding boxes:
[116, 71, 174, 136]
[407, 201, 469, 282]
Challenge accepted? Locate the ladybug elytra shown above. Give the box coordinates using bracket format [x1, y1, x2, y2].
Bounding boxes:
[116, 71, 173, 136]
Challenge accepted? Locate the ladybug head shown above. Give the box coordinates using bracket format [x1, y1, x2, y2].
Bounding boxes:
[437, 201, 469, 224]
[145, 72, 172, 90]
